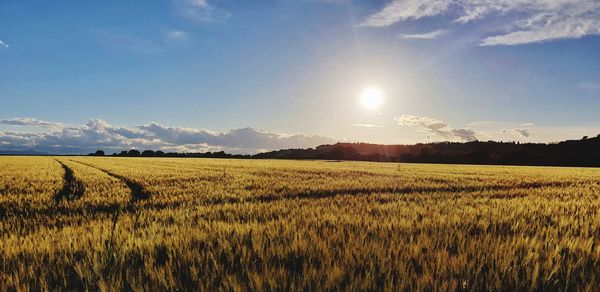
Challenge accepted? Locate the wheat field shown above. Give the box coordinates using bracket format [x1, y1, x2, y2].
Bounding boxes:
[1, 156, 599, 290]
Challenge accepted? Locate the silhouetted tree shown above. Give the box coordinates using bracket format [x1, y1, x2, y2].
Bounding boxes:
[400, 153, 416, 162]
[330, 145, 347, 160]
[416, 147, 433, 163]
[76, 134, 600, 167]
[466, 150, 491, 164]
[212, 151, 227, 158]
[346, 147, 362, 160]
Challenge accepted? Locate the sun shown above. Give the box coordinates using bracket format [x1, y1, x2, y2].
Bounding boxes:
[360, 87, 384, 110]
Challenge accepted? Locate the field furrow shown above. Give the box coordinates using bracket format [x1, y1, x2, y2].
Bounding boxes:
[1, 157, 599, 290]
[54, 159, 86, 203]
[68, 159, 151, 202]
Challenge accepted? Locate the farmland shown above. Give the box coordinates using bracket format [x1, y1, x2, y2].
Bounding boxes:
[1, 156, 599, 290]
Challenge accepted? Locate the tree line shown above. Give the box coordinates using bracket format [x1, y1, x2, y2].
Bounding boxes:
[89, 149, 249, 159]
[90, 134, 600, 167]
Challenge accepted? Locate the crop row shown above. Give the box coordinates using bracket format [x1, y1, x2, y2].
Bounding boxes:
[1, 157, 599, 290]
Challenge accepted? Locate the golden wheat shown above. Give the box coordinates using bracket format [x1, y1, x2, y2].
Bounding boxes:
[1, 156, 599, 290]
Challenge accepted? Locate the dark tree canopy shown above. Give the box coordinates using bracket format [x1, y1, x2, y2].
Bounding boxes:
[254, 135, 600, 167]
[87, 134, 600, 167]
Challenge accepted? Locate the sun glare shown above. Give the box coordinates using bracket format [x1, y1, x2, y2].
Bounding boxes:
[360, 87, 384, 110]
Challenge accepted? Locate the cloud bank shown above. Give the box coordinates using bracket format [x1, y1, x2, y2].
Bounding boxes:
[174, 0, 230, 22]
[351, 124, 384, 128]
[0, 40, 8, 49]
[0, 118, 336, 154]
[165, 30, 188, 41]
[399, 29, 447, 39]
[501, 127, 531, 138]
[362, 0, 600, 46]
[514, 128, 531, 138]
[395, 115, 478, 141]
[0, 118, 62, 129]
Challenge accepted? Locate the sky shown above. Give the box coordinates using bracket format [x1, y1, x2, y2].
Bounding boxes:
[1, 0, 599, 154]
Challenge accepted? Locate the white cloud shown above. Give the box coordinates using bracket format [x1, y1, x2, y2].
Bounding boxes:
[165, 30, 188, 41]
[399, 29, 447, 39]
[174, 0, 230, 22]
[0, 118, 336, 154]
[514, 128, 531, 138]
[138, 123, 335, 150]
[362, 0, 600, 46]
[0, 40, 7, 49]
[0, 118, 63, 131]
[351, 124, 384, 128]
[362, 0, 452, 27]
[468, 121, 600, 142]
[499, 128, 533, 139]
[395, 115, 478, 141]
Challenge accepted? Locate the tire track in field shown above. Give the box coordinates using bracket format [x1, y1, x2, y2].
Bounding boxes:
[54, 159, 86, 203]
[67, 159, 151, 202]
[245, 180, 571, 204]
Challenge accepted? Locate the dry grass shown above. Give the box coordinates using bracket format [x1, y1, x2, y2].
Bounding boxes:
[1, 157, 599, 290]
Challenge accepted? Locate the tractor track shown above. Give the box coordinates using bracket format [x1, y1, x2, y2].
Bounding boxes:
[67, 159, 151, 203]
[53, 159, 86, 203]
[0, 159, 152, 219]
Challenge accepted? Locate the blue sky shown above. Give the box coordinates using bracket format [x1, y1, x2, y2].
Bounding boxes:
[1, 0, 599, 153]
